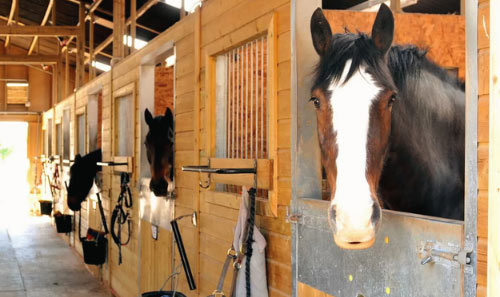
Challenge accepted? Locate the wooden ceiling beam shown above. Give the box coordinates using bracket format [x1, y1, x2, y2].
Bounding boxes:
[28, 0, 55, 55]
[0, 26, 80, 37]
[0, 55, 59, 64]
[4, 0, 18, 47]
[85, 0, 159, 64]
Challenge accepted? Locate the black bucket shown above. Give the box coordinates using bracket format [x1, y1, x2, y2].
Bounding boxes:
[141, 291, 187, 297]
[39, 201, 52, 216]
[82, 229, 108, 265]
[54, 214, 73, 233]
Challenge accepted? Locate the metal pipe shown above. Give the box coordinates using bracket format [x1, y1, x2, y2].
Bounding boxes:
[96, 161, 128, 166]
[170, 220, 196, 291]
[245, 43, 249, 159]
[251, 40, 254, 159]
[182, 165, 256, 174]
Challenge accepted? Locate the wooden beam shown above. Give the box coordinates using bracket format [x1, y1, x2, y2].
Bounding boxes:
[131, 0, 137, 53]
[28, 0, 55, 55]
[89, 13, 95, 79]
[4, 0, 18, 48]
[0, 55, 59, 64]
[86, 0, 158, 64]
[113, 0, 125, 61]
[0, 26, 79, 37]
[75, 1, 85, 89]
[65, 49, 69, 97]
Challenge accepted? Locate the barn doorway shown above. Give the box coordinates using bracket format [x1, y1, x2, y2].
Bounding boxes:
[0, 122, 29, 227]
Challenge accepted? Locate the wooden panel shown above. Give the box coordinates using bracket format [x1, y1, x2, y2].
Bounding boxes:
[323, 10, 465, 80]
[209, 158, 273, 190]
[298, 282, 335, 297]
[488, 0, 500, 295]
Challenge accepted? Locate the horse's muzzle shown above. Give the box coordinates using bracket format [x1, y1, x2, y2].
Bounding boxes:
[68, 196, 82, 211]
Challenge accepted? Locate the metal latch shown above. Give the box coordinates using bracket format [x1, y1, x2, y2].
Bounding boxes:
[285, 207, 302, 224]
[419, 240, 472, 267]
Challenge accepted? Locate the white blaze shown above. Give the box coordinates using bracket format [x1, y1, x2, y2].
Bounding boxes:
[329, 60, 382, 232]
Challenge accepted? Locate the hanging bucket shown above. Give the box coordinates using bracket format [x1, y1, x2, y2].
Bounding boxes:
[81, 228, 108, 265]
[141, 291, 187, 297]
[54, 214, 73, 233]
[39, 200, 53, 216]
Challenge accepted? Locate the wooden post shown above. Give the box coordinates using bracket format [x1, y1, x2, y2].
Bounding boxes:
[131, 0, 136, 53]
[89, 12, 95, 79]
[65, 49, 69, 97]
[390, 0, 401, 13]
[488, 0, 500, 295]
[112, 0, 125, 63]
[75, 0, 85, 88]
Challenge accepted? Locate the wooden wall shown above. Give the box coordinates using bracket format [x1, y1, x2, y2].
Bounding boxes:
[477, 0, 490, 296]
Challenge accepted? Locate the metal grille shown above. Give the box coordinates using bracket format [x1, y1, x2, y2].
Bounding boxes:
[215, 36, 268, 195]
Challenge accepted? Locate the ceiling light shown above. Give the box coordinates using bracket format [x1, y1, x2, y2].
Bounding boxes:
[123, 35, 148, 50]
[165, 55, 175, 67]
[163, 0, 201, 13]
[6, 82, 28, 87]
[92, 61, 111, 72]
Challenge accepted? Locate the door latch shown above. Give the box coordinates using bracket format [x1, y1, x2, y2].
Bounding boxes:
[419, 240, 472, 267]
[285, 207, 301, 224]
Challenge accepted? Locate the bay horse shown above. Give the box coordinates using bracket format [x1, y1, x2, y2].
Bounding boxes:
[67, 149, 102, 211]
[144, 107, 175, 197]
[309, 4, 464, 249]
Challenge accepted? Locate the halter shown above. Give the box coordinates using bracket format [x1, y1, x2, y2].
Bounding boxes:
[111, 172, 133, 265]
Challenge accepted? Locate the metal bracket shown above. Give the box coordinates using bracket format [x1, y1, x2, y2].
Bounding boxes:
[419, 240, 472, 267]
[285, 206, 302, 224]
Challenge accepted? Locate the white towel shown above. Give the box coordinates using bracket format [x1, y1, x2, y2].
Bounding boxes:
[233, 187, 269, 297]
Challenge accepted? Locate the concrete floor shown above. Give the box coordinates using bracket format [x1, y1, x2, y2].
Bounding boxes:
[0, 216, 112, 297]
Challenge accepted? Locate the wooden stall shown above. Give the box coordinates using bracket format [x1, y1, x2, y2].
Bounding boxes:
[39, 0, 497, 296]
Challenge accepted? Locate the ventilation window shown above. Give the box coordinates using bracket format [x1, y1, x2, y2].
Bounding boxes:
[6, 82, 28, 105]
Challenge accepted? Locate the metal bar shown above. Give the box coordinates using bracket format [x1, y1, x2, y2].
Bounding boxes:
[182, 166, 256, 174]
[240, 45, 244, 159]
[96, 161, 129, 167]
[232, 50, 235, 158]
[236, 47, 240, 159]
[226, 53, 231, 158]
[260, 36, 264, 158]
[464, 0, 478, 295]
[245, 43, 249, 159]
[251, 40, 254, 159]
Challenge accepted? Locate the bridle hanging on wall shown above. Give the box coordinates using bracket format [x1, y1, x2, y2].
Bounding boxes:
[110, 172, 133, 265]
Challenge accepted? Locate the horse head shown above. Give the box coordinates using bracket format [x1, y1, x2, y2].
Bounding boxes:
[144, 107, 175, 197]
[310, 4, 397, 249]
[67, 149, 102, 211]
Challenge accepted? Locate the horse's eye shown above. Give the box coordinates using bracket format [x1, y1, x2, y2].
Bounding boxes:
[310, 97, 320, 109]
[388, 95, 396, 107]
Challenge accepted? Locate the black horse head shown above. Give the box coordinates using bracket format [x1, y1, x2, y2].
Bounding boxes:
[144, 107, 174, 197]
[67, 149, 102, 211]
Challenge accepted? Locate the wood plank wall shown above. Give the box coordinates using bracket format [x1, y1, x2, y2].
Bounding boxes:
[477, 0, 490, 296]
[43, 1, 292, 296]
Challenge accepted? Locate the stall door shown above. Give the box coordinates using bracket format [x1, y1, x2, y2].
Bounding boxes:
[292, 3, 476, 297]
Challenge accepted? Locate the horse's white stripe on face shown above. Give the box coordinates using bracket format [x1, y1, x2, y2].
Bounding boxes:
[329, 60, 382, 233]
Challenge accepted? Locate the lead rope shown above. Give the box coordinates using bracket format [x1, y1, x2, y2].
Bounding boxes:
[245, 188, 256, 297]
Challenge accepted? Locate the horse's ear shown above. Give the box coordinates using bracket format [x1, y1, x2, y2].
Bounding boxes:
[371, 3, 394, 56]
[145, 108, 153, 126]
[165, 107, 173, 125]
[75, 154, 82, 162]
[310, 8, 332, 56]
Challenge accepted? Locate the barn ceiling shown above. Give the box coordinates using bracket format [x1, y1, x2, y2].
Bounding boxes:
[0, 0, 181, 67]
[0, 0, 460, 69]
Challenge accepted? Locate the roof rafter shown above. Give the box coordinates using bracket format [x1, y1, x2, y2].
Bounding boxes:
[28, 0, 55, 55]
[4, 0, 18, 47]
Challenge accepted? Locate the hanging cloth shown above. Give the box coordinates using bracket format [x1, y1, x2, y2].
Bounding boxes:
[232, 187, 268, 297]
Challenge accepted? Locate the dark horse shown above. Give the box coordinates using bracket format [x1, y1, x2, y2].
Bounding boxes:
[310, 5, 464, 249]
[144, 107, 175, 197]
[67, 149, 102, 211]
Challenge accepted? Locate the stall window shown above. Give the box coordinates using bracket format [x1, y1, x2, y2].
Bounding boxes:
[63, 109, 71, 160]
[47, 118, 53, 156]
[115, 94, 134, 156]
[76, 113, 86, 155]
[55, 123, 62, 156]
[88, 92, 102, 152]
